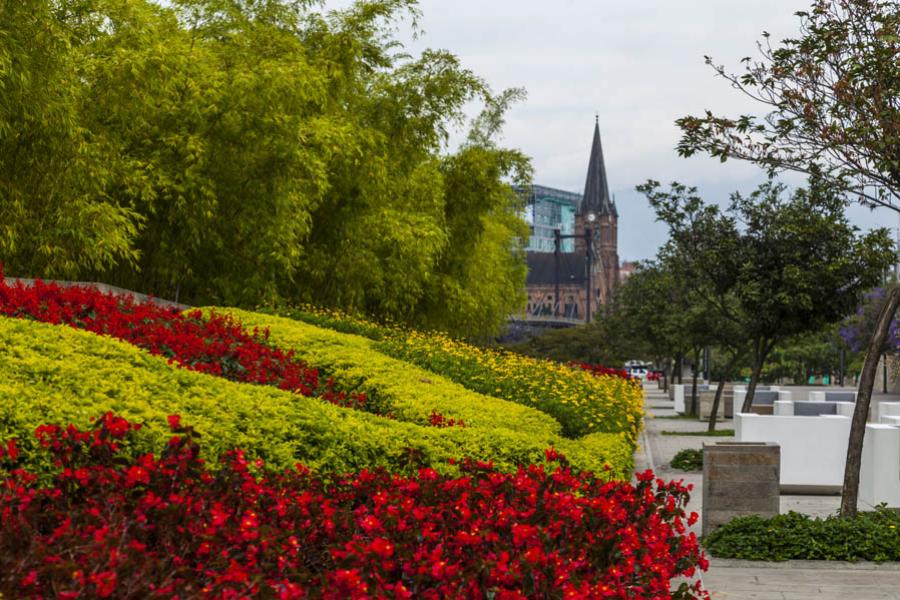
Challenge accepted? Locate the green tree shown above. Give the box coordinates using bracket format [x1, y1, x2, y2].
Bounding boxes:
[643, 179, 893, 413]
[676, 0, 900, 516]
[639, 181, 751, 429]
[762, 325, 851, 384]
[0, 0, 140, 278]
[3, 0, 531, 338]
[613, 260, 699, 395]
[415, 91, 532, 338]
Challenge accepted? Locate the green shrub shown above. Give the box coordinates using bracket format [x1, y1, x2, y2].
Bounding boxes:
[670, 448, 703, 471]
[0, 316, 633, 479]
[704, 509, 900, 562]
[209, 308, 563, 438]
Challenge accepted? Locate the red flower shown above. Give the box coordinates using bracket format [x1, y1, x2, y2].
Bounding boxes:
[0, 415, 709, 599]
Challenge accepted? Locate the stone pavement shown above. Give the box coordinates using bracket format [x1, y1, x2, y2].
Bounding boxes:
[636, 383, 900, 599]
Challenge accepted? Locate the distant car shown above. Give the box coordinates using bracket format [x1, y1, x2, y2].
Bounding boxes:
[624, 361, 651, 381]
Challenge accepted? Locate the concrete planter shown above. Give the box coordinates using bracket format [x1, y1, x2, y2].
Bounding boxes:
[673, 383, 710, 414]
[698, 384, 734, 421]
[702, 442, 780, 537]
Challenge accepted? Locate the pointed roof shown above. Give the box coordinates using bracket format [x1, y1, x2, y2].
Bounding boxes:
[581, 118, 616, 217]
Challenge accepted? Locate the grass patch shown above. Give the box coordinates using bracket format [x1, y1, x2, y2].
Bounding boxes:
[661, 429, 734, 437]
[704, 509, 900, 562]
[670, 448, 703, 471]
[654, 414, 700, 420]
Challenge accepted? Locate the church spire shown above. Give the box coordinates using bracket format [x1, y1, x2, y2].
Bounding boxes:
[581, 120, 616, 217]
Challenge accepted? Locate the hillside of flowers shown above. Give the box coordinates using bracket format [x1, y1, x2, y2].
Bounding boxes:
[0, 414, 708, 599]
[0, 279, 709, 596]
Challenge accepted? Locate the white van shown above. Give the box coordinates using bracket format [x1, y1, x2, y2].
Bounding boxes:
[624, 361, 651, 381]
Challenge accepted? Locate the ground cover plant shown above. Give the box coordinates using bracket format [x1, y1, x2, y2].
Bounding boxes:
[704, 510, 900, 562]
[0, 414, 709, 599]
[662, 430, 735, 438]
[261, 306, 644, 441]
[671, 449, 704, 472]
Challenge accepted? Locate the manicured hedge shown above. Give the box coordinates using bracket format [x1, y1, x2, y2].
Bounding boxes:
[209, 308, 563, 438]
[0, 316, 632, 479]
[265, 307, 644, 440]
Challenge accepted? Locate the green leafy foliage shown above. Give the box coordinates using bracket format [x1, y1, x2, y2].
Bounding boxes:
[705, 509, 900, 562]
[0, 0, 141, 277]
[677, 0, 900, 212]
[670, 448, 703, 471]
[1, 0, 531, 338]
[637, 177, 895, 409]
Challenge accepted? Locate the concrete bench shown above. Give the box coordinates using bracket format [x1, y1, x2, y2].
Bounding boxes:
[860, 424, 900, 509]
[744, 389, 792, 415]
[877, 401, 900, 424]
[774, 400, 854, 417]
[737, 411, 900, 506]
[809, 390, 857, 403]
[736, 412, 849, 492]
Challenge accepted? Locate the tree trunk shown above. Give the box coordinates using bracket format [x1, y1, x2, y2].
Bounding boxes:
[707, 377, 727, 432]
[690, 350, 701, 416]
[662, 359, 670, 392]
[740, 344, 767, 413]
[840, 285, 900, 518]
[676, 353, 683, 384]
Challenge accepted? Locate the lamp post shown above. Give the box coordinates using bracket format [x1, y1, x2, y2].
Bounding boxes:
[553, 212, 597, 324]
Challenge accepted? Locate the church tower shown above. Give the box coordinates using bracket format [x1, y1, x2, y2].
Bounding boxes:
[574, 119, 619, 314]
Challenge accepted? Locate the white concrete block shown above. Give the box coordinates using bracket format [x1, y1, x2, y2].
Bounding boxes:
[673, 384, 685, 414]
[835, 402, 855, 418]
[736, 412, 851, 488]
[878, 402, 900, 423]
[774, 401, 794, 416]
[859, 424, 900, 508]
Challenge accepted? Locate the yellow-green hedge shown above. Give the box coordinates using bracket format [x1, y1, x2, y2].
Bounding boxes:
[0, 316, 633, 479]
[264, 307, 644, 441]
[206, 308, 563, 438]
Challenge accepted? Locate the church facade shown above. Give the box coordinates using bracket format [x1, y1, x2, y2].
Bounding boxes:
[524, 121, 620, 321]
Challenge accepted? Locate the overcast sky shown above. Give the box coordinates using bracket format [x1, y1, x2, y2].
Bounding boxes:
[325, 0, 898, 261]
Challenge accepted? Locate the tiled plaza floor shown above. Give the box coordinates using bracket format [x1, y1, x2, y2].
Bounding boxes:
[636, 383, 900, 599]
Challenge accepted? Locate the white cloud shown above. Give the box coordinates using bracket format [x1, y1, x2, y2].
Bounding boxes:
[327, 0, 898, 259]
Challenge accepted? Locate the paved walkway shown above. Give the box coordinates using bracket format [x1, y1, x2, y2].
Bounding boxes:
[637, 383, 900, 599]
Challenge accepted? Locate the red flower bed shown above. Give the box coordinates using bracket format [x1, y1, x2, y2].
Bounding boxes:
[573, 362, 635, 381]
[0, 415, 708, 599]
[0, 272, 366, 411]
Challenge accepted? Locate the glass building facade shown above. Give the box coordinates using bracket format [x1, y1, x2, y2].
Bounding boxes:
[523, 185, 580, 253]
